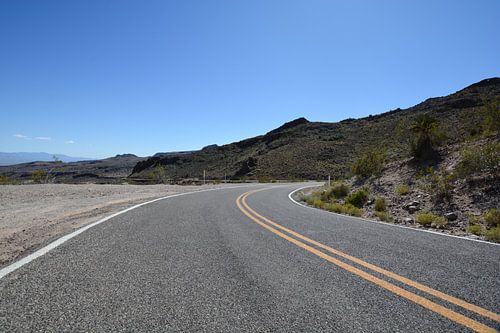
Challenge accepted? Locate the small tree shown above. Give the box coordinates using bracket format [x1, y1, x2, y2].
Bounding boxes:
[352, 148, 386, 178]
[46, 155, 63, 183]
[149, 165, 169, 184]
[409, 114, 441, 160]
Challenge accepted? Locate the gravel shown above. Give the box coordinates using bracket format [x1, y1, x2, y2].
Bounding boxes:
[0, 183, 233, 267]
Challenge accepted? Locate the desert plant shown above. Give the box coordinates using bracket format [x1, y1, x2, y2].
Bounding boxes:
[409, 114, 442, 159]
[484, 226, 500, 242]
[467, 224, 483, 236]
[375, 211, 393, 222]
[456, 142, 500, 178]
[481, 97, 500, 134]
[351, 148, 386, 178]
[325, 203, 345, 214]
[343, 203, 364, 217]
[31, 170, 48, 184]
[258, 176, 275, 183]
[345, 188, 369, 208]
[484, 208, 500, 227]
[395, 184, 410, 195]
[328, 182, 350, 199]
[311, 198, 324, 209]
[424, 171, 455, 202]
[374, 197, 386, 212]
[148, 165, 169, 184]
[0, 175, 19, 185]
[416, 212, 447, 227]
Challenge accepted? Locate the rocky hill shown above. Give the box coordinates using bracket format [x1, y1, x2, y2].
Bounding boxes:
[131, 78, 500, 181]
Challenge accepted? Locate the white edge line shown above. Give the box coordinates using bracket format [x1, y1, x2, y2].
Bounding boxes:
[0, 185, 258, 280]
[288, 185, 500, 247]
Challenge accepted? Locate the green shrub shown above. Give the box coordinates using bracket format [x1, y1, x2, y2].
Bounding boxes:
[416, 212, 447, 227]
[467, 224, 483, 236]
[395, 184, 410, 196]
[326, 203, 343, 213]
[258, 176, 275, 183]
[326, 182, 350, 199]
[0, 175, 19, 185]
[484, 208, 500, 227]
[322, 202, 362, 217]
[484, 226, 500, 242]
[374, 197, 386, 212]
[311, 198, 324, 209]
[343, 203, 363, 217]
[345, 188, 369, 208]
[148, 165, 169, 184]
[481, 97, 500, 134]
[375, 211, 393, 222]
[424, 171, 455, 202]
[31, 170, 48, 184]
[351, 148, 386, 178]
[456, 142, 500, 178]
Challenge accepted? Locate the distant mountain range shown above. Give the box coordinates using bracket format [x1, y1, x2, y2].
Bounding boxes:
[0, 152, 94, 166]
[1, 78, 498, 183]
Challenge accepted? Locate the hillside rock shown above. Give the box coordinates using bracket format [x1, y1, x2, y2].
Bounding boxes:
[126, 77, 499, 181]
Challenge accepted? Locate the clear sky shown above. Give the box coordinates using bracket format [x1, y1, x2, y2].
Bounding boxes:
[1, 1, 499, 158]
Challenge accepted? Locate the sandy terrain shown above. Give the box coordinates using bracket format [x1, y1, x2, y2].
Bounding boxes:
[0, 183, 235, 267]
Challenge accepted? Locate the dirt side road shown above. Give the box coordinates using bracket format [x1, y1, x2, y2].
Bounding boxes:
[0, 184, 234, 267]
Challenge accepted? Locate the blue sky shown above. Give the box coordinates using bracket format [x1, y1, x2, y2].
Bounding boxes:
[1, 1, 499, 158]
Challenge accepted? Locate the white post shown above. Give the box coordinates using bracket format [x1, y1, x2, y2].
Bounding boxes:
[203, 170, 206, 185]
[328, 174, 331, 187]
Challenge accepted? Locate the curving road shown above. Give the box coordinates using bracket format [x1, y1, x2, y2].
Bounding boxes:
[1, 184, 499, 332]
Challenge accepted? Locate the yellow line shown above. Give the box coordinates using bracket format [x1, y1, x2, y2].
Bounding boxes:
[236, 191, 497, 333]
[240, 191, 500, 324]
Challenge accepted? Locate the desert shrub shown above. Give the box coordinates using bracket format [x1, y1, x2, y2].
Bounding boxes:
[31, 170, 48, 184]
[311, 198, 324, 209]
[467, 224, 483, 236]
[484, 226, 500, 242]
[148, 165, 168, 184]
[345, 188, 369, 208]
[409, 114, 443, 160]
[466, 213, 482, 225]
[375, 211, 393, 222]
[395, 184, 410, 196]
[424, 171, 455, 202]
[258, 176, 275, 183]
[484, 208, 500, 227]
[351, 148, 386, 178]
[328, 182, 350, 199]
[416, 212, 447, 227]
[481, 97, 500, 134]
[0, 175, 19, 185]
[343, 203, 363, 217]
[325, 203, 345, 214]
[456, 142, 500, 178]
[374, 197, 386, 211]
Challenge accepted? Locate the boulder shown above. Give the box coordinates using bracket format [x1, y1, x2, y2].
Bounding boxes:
[445, 212, 458, 221]
[403, 201, 420, 210]
[407, 206, 419, 214]
[403, 217, 413, 224]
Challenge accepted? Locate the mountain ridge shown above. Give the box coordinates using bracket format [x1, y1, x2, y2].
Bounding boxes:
[131, 77, 499, 181]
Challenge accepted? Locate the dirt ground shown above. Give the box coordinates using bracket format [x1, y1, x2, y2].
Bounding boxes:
[0, 183, 235, 267]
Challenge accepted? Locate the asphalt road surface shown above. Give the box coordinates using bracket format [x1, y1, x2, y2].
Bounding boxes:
[1, 184, 499, 332]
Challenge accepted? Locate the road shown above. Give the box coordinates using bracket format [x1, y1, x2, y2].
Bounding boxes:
[1, 184, 499, 332]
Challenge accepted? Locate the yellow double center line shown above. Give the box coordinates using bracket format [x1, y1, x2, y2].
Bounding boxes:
[236, 189, 499, 333]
